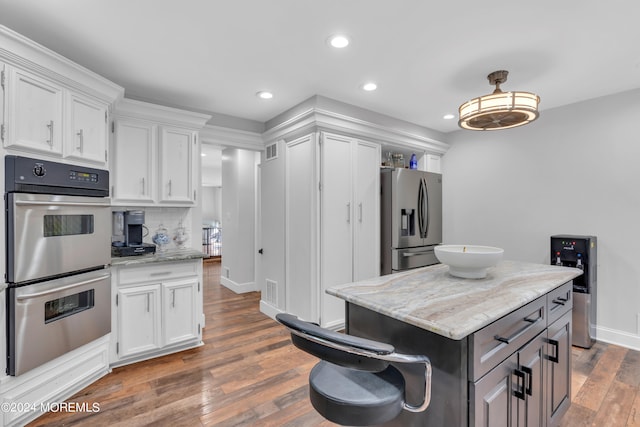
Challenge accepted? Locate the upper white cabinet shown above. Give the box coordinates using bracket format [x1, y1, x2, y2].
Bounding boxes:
[112, 118, 157, 203]
[159, 126, 195, 204]
[66, 91, 109, 164]
[0, 27, 123, 166]
[3, 66, 63, 155]
[111, 98, 210, 207]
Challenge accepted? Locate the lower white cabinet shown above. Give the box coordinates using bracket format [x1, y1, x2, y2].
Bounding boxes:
[112, 260, 203, 366]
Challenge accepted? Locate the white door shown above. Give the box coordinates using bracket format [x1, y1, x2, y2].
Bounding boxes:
[112, 119, 156, 203]
[6, 66, 63, 154]
[258, 143, 286, 310]
[320, 133, 353, 328]
[66, 92, 108, 165]
[163, 278, 199, 346]
[118, 284, 162, 359]
[353, 140, 380, 281]
[285, 134, 317, 322]
[159, 126, 194, 204]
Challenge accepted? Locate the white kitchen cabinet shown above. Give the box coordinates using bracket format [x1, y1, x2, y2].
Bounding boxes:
[111, 118, 157, 203]
[65, 91, 109, 165]
[117, 284, 162, 359]
[159, 126, 196, 204]
[162, 278, 199, 346]
[283, 131, 380, 329]
[3, 65, 63, 155]
[111, 98, 209, 207]
[111, 259, 203, 366]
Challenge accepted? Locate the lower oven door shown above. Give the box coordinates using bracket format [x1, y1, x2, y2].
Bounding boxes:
[7, 269, 111, 376]
[7, 193, 111, 284]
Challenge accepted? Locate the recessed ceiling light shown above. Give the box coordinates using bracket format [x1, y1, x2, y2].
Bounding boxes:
[443, 114, 455, 120]
[256, 91, 274, 99]
[362, 82, 378, 92]
[328, 34, 350, 48]
[201, 153, 207, 157]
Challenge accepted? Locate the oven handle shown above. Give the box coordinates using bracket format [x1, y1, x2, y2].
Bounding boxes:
[16, 274, 110, 300]
[14, 200, 111, 208]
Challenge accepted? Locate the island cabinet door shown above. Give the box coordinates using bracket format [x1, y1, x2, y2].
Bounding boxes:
[546, 310, 572, 426]
[515, 332, 546, 427]
[470, 353, 518, 427]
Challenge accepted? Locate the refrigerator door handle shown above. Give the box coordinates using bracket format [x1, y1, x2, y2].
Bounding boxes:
[417, 179, 425, 238]
[423, 177, 430, 239]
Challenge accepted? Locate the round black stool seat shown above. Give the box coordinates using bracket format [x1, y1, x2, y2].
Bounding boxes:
[309, 360, 405, 426]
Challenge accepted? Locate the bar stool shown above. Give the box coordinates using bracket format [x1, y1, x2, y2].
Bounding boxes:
[276, 313, 432, 426]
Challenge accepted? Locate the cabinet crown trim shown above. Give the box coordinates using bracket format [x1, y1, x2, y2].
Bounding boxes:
[113, 98, 211, 130]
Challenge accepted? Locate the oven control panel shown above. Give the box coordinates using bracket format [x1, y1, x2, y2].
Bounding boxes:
[5, 155, 109, 196]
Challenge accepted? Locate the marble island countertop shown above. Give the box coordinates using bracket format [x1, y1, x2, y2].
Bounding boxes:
[327, 260, 582, 340]
[111, 248, 209, 267]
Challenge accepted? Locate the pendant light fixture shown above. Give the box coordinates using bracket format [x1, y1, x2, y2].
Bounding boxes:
[458, 70, 540, 131]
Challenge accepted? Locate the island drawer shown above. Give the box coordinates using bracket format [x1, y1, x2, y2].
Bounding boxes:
[468, 295, 546, 381]
[547, 280, 573, 326]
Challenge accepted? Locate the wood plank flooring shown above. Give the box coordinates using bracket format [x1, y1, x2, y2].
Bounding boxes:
[28, 260, 640, 426]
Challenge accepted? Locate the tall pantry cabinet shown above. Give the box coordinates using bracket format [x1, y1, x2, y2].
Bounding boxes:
[285, 131, 380, 329]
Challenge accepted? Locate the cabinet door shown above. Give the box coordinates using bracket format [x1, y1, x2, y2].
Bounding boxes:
[159, 126, 194, 204]
[515, 333, 546, 427]
[353, 140, 380, 282]
[66, 92, 108, 165]
[112, 119, 156, 203]
[162, 278, 199, 346]
[547, 311, 572, 426]
[470, 353, 518, 427]
[320, 133, 353, 328]
[5, 66, 63, 154]
[117, 284, 162, 359]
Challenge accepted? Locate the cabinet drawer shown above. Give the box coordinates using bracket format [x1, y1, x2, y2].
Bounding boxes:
[117, 261, 198, 285]
[469, 296, 546, 381]
[547, 281, 573, 326]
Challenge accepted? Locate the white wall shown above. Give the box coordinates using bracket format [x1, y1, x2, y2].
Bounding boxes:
[220, 148, 260, 292]
[201, 186, 222, 226]
[443, 88, 640, 350]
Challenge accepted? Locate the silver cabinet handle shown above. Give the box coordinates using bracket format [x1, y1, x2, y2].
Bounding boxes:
[141, 177, 145, 195]
[168, 179, 172, 197]
[46, 120, 54, 147]
[150, 271, 171, 277]
[172, 289, 176, 308]
[77, 129, 84, 153]
[346, 202, 351, 223]
[358, 203, 363, 223]
[146, 293, 150, 313]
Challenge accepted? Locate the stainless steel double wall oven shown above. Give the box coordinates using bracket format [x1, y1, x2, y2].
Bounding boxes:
[5, 155, 111, 376]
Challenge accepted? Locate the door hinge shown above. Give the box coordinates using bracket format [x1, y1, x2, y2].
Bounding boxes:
[111, 121, 115, 133]
[105, 111, 107, 123]
[319, 182, 322, 191]
[0, 124, 5, 142]
[116, 342, 119, 354]
[115, 294, 118, 306]
[0, 70, 5, 90]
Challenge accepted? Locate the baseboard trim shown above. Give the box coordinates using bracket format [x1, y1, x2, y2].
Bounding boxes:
[260, 300, 282, 321]
[220, 276, 258, 294]
[596, 326, 640, 351]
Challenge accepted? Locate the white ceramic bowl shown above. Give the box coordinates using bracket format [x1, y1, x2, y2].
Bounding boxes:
[434, 245, 504, 279]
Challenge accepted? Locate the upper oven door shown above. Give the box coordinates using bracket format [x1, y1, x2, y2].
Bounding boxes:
[7, 193, 111, 284]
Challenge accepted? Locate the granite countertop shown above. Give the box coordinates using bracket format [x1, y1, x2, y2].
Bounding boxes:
[111, 248, 209, 267]
[327, 260, 582, 340]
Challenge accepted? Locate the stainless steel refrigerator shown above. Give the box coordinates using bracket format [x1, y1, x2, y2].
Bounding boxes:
[381, 168, 442, 274]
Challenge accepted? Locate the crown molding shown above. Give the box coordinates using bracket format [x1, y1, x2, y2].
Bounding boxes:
[0, 25, 124, 104]
[113, 98, 211, 130]
[262, 105, 450, 155]
[200, 124, 264, 151]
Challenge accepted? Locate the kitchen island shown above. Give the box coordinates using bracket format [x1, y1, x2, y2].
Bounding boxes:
[327, 260, 582, 427]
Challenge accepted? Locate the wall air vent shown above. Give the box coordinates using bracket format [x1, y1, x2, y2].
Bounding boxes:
[265, 279, 278, 306]
[265, 143, 278, 160]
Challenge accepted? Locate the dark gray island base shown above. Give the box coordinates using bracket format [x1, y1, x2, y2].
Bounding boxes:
[328, 261, 582, 427]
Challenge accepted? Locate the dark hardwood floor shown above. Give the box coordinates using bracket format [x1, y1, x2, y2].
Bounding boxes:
[28, 259, 640, 426]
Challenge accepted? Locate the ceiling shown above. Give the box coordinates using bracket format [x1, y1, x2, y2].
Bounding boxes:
[1, 1, 639, 135]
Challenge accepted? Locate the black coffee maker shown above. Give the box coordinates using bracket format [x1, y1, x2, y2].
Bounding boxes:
[111, 210, 156, 256]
